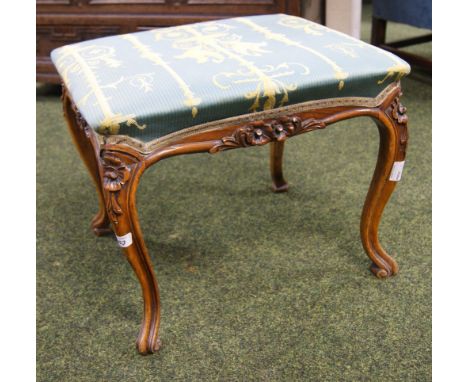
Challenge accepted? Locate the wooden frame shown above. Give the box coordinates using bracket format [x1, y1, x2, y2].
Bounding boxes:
[61, 81, 408, 355]
[371, 17, 432, 73]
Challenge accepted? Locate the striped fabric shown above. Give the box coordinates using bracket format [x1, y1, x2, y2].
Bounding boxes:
[52, 14, 410, 142]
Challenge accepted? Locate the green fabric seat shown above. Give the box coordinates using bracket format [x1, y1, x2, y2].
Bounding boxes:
[51, 14, 410, 143]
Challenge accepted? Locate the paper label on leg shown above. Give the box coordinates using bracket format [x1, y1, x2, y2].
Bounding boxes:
[389, 161, 405, 181]
[116, 232, 133, 248]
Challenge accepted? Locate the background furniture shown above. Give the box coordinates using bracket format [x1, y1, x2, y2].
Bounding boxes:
[371, 0, 432, 72]
[36, 0, 302, 83]
[326, 0, 362, 39]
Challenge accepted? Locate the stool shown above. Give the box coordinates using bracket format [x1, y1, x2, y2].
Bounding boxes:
[52, 14, 410, 355]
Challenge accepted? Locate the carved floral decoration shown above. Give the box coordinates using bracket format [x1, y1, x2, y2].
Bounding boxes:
[210, 116, 326, 153]
[390, 93, 408, 125]
[102, 153, 131, 224]
[388, 92, 408, 158]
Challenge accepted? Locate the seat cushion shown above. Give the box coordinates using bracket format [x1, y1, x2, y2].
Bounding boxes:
[52, 14, 410, 143]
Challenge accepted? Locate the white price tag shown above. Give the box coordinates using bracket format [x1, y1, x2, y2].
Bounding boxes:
[389, 161, 405, 181]
[116, 232, 133, 248]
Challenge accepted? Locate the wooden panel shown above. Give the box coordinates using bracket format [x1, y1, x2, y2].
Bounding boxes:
[38, 0, 288, 13]
[188, 0, 275, 4]
[36, 24, 123, 83]
[37, 25, 121, 50]
[37, 0, 302, 83]
[89, 0, 166, 4]
[36, 0, 71, 4]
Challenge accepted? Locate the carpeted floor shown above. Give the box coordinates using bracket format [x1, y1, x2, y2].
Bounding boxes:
[37, 6, 431, 381]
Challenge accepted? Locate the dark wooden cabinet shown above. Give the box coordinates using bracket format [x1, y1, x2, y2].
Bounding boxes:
[37, 0, 301, 83]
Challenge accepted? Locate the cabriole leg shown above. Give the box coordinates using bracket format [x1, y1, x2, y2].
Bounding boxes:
[361, 92, 408, 278]
[62, 93, 112, 236]
[100, 149, 161, 354]
[270, 141, 289, 192]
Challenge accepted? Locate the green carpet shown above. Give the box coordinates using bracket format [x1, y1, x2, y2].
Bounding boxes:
[37, 7, 431, 381]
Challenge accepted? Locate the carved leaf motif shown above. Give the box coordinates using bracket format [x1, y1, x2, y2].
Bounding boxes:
[101, 152, 131, 224]
[391, 99, 408, 126]
[388, 92, 409, 158]
[209, 116, 326, 153]
[64, 90, 93, 138]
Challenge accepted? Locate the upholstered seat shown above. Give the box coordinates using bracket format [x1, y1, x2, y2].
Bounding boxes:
[52, 13, 410, 143]
[55, 12, 411, 355]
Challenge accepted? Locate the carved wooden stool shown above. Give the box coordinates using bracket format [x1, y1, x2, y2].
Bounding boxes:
[52, 14, 409, 354]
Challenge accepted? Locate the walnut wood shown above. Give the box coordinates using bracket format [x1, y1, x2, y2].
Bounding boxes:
[63, 88, 161, 354]
[62, 82, 408, 354]
[270, 141, 289, 192]
[36, 0, 301, 83]
[360, 90, 408, 278]
[100, 148, 161, 354]
[62, 89, 112, 236]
